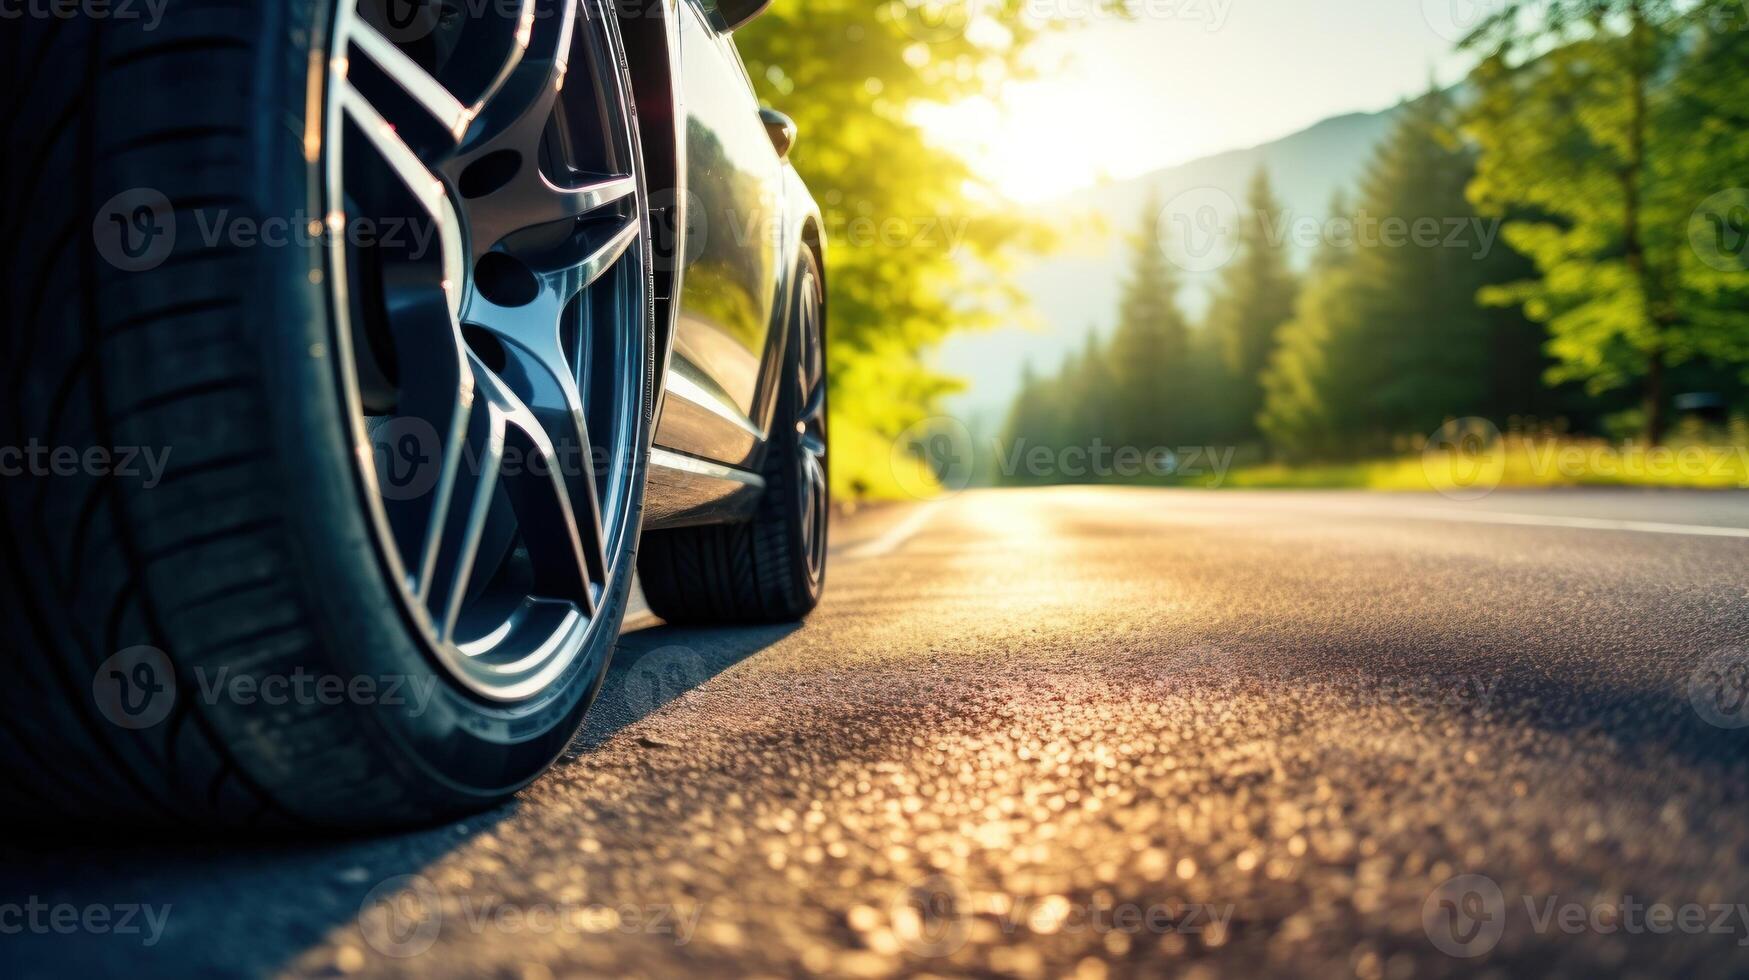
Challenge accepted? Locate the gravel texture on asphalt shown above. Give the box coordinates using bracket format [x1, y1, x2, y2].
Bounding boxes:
[4, 487, 1749, 978]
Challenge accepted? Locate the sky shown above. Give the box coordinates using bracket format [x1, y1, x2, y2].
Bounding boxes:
[916, 0, 1481, 202]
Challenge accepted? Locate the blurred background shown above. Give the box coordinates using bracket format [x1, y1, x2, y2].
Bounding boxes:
[734, 0, 1749, 500]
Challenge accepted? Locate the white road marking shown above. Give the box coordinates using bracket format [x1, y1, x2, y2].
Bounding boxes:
[841, 501, 943, 559]
[1370, 505, 1749, 540]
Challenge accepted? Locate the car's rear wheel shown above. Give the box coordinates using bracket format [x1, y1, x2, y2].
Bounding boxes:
[0, 0, 654, 830]
[638, 248, 828, 624]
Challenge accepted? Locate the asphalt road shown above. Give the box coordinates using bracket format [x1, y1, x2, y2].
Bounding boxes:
[6, 487, 1749, 978]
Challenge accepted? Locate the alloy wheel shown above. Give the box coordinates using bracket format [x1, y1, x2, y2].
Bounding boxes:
[324, 0, 650, 701]
[794, 267, 827, 586]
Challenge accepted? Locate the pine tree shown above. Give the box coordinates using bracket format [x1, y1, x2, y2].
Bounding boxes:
[1068, 329, 1114, 458]
[1258, 86, 1548, 458]
[1106, 196, 1191, 450]
[1342, 85, 1490, 433]
[1206, 168, 1298, 439]
[1000, 360, 1049, 484]
[1259, 192, 1357, 458]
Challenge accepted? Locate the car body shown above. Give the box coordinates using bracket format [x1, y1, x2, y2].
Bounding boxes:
[637, 0, 827, 532]
[0, 0, 828, 829]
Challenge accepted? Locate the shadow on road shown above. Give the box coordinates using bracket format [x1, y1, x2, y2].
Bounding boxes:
[0, 621, 796, 979]
[576, 621, 801, 749]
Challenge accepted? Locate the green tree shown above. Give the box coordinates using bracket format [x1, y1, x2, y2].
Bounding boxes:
[1463, 0, 1749, 442]
[1000, 360, 1053, 484]
[1206, 169, 1298, 439]
[736, 2, 1118, 497]
[1105, 197, 1191, 449]
[1258, 193, 1357, 458]
[1259, 88, 1547, 457]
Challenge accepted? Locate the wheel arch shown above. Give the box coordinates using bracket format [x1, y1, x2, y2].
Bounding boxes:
[618, 0, 685, 389]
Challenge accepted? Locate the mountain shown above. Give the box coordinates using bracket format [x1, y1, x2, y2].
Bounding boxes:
[936, 101, 1407, 427]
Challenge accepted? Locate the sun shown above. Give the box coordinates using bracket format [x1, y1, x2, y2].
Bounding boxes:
[918, 75, 1140, 205]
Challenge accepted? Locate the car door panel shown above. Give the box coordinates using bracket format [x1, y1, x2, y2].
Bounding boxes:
[654, 0, 786, 465]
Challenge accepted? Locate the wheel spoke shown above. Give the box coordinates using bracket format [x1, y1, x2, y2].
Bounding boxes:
[336, 81, 467, 315]
[347, 21, 477, 140]
[462, 172, 637, 268]
[578, 218, 640, 289]
[799, 380, 826, 429]
[463, 285, 612, 589]
[422, 368, 502, 639]
[473, 361, 598, 613]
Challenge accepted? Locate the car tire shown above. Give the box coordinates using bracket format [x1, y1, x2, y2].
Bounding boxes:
[0, 0, 655, 830]
[638, 249, 828, 624]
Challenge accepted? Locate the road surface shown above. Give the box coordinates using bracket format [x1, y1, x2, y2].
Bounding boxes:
[6, 487, 1749, 977]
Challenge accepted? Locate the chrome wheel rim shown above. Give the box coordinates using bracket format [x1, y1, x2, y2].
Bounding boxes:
[795, 268, 827, 585]
[324, 0, 649, 701]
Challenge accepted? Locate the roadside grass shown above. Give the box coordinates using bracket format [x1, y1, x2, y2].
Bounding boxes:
[1217, 436, 1749, 492]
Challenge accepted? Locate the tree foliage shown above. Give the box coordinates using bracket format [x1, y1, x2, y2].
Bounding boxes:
[1206, 170, 1297, 437]
[734, 3, 1103, 495]
[1462, 0, 1749, 442]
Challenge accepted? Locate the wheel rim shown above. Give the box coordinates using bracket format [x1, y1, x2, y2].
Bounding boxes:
[795, 268, 828, 585]
[324, 0, 649, 701]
